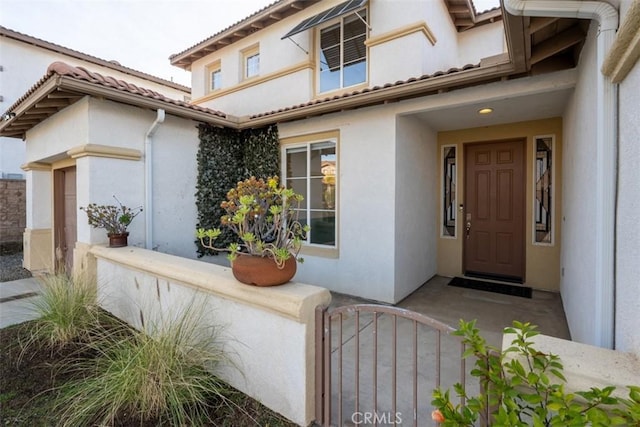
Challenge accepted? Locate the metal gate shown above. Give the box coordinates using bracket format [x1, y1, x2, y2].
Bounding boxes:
[315, 304, 470, 427]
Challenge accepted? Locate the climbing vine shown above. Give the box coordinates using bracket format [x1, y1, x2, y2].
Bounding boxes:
[195, 124, 280, 257]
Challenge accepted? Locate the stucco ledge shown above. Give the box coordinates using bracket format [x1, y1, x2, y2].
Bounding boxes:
[503, 333, 640, 400]
[89, 245, 331, 323]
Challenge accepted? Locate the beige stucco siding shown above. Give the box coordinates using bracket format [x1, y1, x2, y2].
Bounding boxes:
[437, 117, 563, 291]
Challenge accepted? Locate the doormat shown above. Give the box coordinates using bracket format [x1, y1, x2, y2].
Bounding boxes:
[448, 277, 532, 299]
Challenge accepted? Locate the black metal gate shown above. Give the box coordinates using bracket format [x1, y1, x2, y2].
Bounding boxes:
[315, 304, 469, 426]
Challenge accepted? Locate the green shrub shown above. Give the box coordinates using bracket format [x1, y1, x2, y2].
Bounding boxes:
[432, 320, 640, 426]
[20, 274, 98, 355]
[56, 302, 235, 426]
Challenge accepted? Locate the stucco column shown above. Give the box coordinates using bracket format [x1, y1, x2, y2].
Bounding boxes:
[21, 163, 53, 272]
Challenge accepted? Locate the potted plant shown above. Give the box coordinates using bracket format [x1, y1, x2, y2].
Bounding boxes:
[80, 196, 143, 248]
[196, 176, 309, 286]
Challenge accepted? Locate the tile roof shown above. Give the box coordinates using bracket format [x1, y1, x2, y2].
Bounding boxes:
[45, 62, 225, 117]
[0, 25, 190, 92]
[0, 62, 230, 139]
[248, 63, 481, 120]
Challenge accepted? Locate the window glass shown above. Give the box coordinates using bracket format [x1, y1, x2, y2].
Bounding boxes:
[246, 53, 259, 78]
[319, 10, 367, 93]
[284, 141, 337, 247]
[211, 69, 221, 91]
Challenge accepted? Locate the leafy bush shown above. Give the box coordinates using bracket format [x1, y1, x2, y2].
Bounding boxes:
[195, 124, 280, 257]
[432, 320, 640, 426]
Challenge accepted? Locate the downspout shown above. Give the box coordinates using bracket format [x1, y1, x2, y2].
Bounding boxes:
[504, 0, 618, 349]
[144, 109, 165, 250]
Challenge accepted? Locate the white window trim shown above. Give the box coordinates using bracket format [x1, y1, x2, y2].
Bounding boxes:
[532, 134, 556, 246]
[281, 137, 338, 250]
[207, 61, 222, 92]
[316, 7, 368, 94]
[241, 44, 260, 80]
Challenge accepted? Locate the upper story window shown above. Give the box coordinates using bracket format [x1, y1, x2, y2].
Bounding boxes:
[283, 140, 337, 247]
[208, 61, 221, 92]
[242, 44, 260, 80]
[319, 9, 367, 93]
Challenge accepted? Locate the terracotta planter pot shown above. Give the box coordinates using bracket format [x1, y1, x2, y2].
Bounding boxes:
[231, 255, 297, 287]
[108, 232, 129, 248]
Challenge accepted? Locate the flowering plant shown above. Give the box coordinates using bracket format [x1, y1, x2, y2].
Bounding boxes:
[196, 176, 309, 268]
[80, 196, 143, 235]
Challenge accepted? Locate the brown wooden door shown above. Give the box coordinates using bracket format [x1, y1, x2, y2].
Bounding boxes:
[464, 140, 525, 281]
[54, 167, 77, 274]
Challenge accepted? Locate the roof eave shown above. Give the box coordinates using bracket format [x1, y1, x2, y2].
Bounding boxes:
[0, 76, 238, 139]
[241, 60, 516, 128]
[170, 0, 320, 70]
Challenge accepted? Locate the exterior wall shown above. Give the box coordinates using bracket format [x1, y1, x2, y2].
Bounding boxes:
[437, 118, 563, 291]
[192, 0, 505, 117]
[614, 1, 640, 355]
[0, 179, 25, 250]
[560, 24, 599, 345]
[0, 35, 189, 178]
[92, 245, 331, 427]
[394, 115, 438, 301]
[278, 106, 398, 303]
[23, 97, 200, 276]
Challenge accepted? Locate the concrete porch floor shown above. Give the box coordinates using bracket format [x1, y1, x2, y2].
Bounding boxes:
[330, 275, 570, 347]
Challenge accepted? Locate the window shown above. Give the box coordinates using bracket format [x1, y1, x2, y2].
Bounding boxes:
[319, 9, 367, 93]
[284, 140, 337, 247]
[534, 135, 554, 244]
[207, 61, 221, 92]
[442, 146, 457, 238]
[241, 44, 260, 79]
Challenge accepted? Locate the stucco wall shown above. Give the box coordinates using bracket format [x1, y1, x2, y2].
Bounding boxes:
[192, 0, 504, 116]
[560, 23, 599, 345]
[394, 115, 438, 301]
[278, 106, 398, 303]
[437, 118, 564, 291]
[614, 31, 640, 354]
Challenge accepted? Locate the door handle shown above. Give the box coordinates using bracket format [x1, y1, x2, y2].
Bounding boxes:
[465, 221, 471, 239]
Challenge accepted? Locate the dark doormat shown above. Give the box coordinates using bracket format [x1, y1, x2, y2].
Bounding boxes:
[448, 277, 533, 299]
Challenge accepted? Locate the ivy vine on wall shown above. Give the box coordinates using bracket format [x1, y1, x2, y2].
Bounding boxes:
[195, 124, 280, 257]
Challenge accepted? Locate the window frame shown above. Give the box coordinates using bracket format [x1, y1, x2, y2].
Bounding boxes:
[532, 134, 556, 246]
[316, 7, 368, 94]
[241, 44, 260, 80]
[207, 61, 222, 92]
[282, 137, 339, 251]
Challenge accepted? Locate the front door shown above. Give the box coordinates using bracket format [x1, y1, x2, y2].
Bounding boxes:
[464, 140, 525, 282]
[54, 167, 77, 274]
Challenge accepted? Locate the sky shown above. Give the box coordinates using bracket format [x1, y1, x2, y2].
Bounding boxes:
[0, 0, 500, 87]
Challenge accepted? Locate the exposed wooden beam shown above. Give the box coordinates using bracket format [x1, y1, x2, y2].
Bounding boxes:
[290, 2, 303, 10]
[456, 18, 474, 27]
[35, 99, 70, 108]
[25, 107, 59, 114]
[234, 30, 247, 37]
[449, 5, 471, 14]
[251, 21, 264, 29]
[529, 16, 560, 34]
[531, 26, 584, 65]
[269, 13, 282, 21]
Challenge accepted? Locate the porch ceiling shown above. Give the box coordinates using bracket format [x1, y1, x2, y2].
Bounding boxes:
[409, 82, 573, 132]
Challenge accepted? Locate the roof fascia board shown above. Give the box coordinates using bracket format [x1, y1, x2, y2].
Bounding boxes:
[240, 61, 516, 128]
[0, 75, 61, 135]
[56, 77, 239, 127]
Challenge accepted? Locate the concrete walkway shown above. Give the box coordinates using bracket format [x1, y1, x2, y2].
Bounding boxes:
[0, 277, 43, 328]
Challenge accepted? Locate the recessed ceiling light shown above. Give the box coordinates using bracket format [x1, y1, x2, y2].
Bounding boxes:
[478, 108, 493, 114]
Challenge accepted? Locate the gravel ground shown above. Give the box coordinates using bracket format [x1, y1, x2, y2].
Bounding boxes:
[0, 252, 32, 282]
